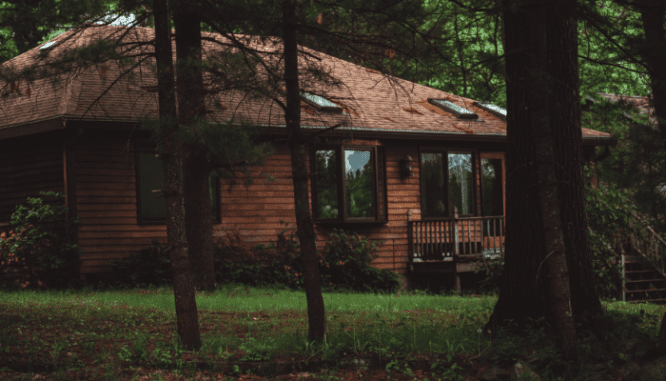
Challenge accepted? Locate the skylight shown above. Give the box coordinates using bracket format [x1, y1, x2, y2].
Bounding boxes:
[40, 40, 57, 51]
[301, 92, 342, 112]
[473, 101, 507, 120]
[429, 99, 478, 119]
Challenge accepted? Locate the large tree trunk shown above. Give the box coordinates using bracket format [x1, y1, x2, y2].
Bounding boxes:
[636, 1, 666, 149]
[174, 3, 217, 292]
[282, 0, 327, 343]
[153, 0, 201, 351]
[547, 0, 601, 327]
[527, 0, 576, 355]
[487, 0, 601, 342]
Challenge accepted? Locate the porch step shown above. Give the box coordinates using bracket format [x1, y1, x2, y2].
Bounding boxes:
[624, 288, 666, 293]
[625, 279, 666, 283]
[621, 253, 666, 304]
[627, 299, 666, 304]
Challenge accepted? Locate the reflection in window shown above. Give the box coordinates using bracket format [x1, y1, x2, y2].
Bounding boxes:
[421, 153, 447, 217]
[313, 146, 386, 222]
[482, 158, 503, 216]
[448, 153, 473, 215]
[315, 150, 338, 219]
[345, 149, 374, 218]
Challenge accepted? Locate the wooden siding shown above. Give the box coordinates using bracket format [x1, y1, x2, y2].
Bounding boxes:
[218, 141, 505, 276]
[69, 132, 505, 277]
[75, 131, 166, 274]
[218, 141, 421, 275]
[0, 133, 65, 224]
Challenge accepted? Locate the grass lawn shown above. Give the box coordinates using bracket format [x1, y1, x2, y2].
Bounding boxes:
[0, 284, 663, 380]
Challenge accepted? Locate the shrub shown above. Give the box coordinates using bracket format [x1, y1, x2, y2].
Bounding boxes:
[108, 239, 172, 288]
[214, 226, 303, 288]
[319, 229, 400, 293]
[474, 251, 504, 292]
[214, 225, 400, 293]
[107, 224, 401, 293]
[0, 192, 81, 290]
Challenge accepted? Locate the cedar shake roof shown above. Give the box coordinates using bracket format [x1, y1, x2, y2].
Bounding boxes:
[0, 25, 611, 143]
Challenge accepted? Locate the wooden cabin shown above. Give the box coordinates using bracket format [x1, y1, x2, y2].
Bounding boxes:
[0, 25, 613, 289]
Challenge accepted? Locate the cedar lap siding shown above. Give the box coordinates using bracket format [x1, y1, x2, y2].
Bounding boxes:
[0, 25, 613, 280]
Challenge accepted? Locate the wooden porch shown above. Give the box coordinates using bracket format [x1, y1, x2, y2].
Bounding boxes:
[408, 211, 505, 290]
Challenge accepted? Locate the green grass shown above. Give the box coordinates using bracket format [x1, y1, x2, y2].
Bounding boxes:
[0, 284, 496, 313]
[0, 285, 664, 380]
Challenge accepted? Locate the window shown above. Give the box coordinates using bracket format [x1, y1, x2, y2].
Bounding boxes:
[473, 101, 506, 120]
[312, 146, 387, 222]
[137, 152, 166, 222]
[481, 158, 504, 216]
[420, 151, 475, 217]
[136, 150, 220, 224]
[428, 99, 478, 119]
[301, 92, 342, 113]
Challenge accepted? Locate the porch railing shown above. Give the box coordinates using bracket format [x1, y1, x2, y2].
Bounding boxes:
[408, 208, 505, 263]
[630, 221, 666, 277]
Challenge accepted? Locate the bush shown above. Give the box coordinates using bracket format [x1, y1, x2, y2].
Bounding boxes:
[214, 225, 400, 293]
[319, 229, 400, 293]
[214, 226, 305, 288]
[106, 224, 401, 293]
[0, 192, 81, 290]
[108, 239, 172, 288]
[474, 251, 504, 292]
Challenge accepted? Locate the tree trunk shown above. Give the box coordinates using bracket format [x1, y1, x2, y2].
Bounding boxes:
[527, 0, 577, 356]
[547, 0, 602, 327]
[174, 3, 217, 292]
[487, 0, 601, 343]
[635, 0, 666, 351]
[636, 0, 666, 150]
[282, 0, 327, 343]
[153, 0, 201, 351]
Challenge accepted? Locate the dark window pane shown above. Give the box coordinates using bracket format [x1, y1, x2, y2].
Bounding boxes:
[345, 149, 374, 218]
[138, 152, 166, 220]
[448, 153, 473, 215]
[482, 158, 503, 216]
[315, 150, 339, 219]
[421, 153, 447, 217]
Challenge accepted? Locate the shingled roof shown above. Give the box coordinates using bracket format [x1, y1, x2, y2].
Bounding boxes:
[0, 24, 611, 143]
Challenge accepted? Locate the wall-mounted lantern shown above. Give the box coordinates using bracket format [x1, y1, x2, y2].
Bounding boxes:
[400, 155, 413, 180]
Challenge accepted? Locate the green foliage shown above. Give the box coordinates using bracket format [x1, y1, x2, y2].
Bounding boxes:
[585, 180, 648, 298]
[108, 223, 399, 292]
[214, 224, 400, 293]
[0, 192, 81, 290]
[108, 239, 172, 289]
[319, 229, 400, 293]
[475, 252, 504, 292]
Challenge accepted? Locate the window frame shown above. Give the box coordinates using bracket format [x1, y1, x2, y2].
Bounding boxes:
[311, 145, 388, 224]
[419, 147, 478, 219]
[135, 141, 221, 225]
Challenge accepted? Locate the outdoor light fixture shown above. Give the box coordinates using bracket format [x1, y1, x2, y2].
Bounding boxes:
[400, 155, 413, 179]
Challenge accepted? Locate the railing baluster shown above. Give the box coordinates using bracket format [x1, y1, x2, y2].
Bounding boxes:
[429, 220, 433, 260]
[414, 221, 423, 259]
[500, 217, 504, 251]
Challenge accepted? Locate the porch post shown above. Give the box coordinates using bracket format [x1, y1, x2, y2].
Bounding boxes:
[453, 207, 459, 258]
[619, 238, 626, 302]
